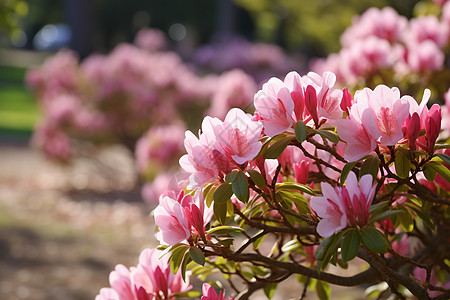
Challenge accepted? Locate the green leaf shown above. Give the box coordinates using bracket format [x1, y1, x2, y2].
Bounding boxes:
[225, 170, 238, 183]
[434, 144, 450, 150]
[341, 229, 360, 263]
[264, 283, 277, 299]
[246, 169, 266, 189]
[207, 225, 244, 235]
[205, 185, 216, 208]
[173, 290, 202, 298]
[263, 136, 293, 159]
[361, 228, 388, 253]
[189, 247, 205, 266]
[180, 252, 191, 282]
[369, 201, 389, 216]
[276, 182, 315, 195]
[423, 161, 450, 183]
[169, 245, 189, 274]
[436, 153, 450, 165]
[232, 171, 249, 203]
[340, 161, 358, 185]
[294, 120, 307, 143]
[253, 230, 266, 250]
[315, 233, 342, 271]
[395, 148, 411, 179]
[312, 129, 340, 144]
[316, 280, 331, 300]
[281, 239, 300, 253]
[360, 155, 379, 181]
[398, 210, 414, 232]
[214, 200, 228, 225]
[369, 209, 403, 223]
[213, 182, 233, 204]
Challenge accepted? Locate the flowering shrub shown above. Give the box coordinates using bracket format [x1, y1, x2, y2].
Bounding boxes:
[312, 3, 450, 100]
[26, 29, 258, 164]
[97, 68, 450, 299]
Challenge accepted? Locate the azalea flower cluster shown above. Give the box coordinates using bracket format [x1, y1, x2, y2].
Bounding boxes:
[312, 4, 450, 91]
[131, 69, 449, 299]
[26, 28, 258, 162]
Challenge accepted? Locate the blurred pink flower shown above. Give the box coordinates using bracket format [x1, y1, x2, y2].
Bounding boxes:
[134, 27, 167, 52]
[201, 283, 233, 300]
[310, 172, 376, 237]
[413, 267, 450, 297]
[340, 7, 407, 46]
[135, 124, 186, 175]
[207, 69, 257, 119]
[406, 40, 444, 73]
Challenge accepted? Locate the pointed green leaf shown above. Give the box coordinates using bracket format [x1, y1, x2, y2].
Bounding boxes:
[207, 225, 244, 235]
[434, 144, 450, 150]
[264, 283, 277, 299]
[395, 148, 411, 179]
[246, 169, 266, 189]
[294, 120, 307, 143]
[276, 182, 315, 195]
[169, 245, 189, 274]
[316, 280, 331, 300]
[360, 155, 379, 181]
[369, 209, 403, 223]
[181, 252, 191, 282]
[232, 171, 249, 203]
[263, 136, 293, 159]
[214, 200, 228, 225]
[361, 228, 388, 253]
[189, 247, 205, 266]
[424, 161, 450, 183]
[340, 161, 358, 185]
[213, 182, 233, 204]
[436, 153, 450, 165]
[314, 129, 340, 144]
[341, 229, 360, 263]
[398, 210, 414, 232]
[225, 170, 238, 183]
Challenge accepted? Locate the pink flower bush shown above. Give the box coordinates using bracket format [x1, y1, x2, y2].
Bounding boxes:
[135, 124, 186, 178]
[95, 248, 191, 300]
[310, 172, 376, 237]
[206, 69, 257, 119]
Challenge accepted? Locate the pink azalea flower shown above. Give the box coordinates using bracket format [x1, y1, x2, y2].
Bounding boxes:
[413, 267, 450, 297]
[310, 172, 376, 237]
[406, 40, 444, 73]
[96, 248, 191, 300]
[154, 189, 213, 245]
[95, 288, 120, 300]
[179, 117, 234, 188]
[337, 85, 411, 161]
[201, 283, 233, 300]
[213, 108, 263, 165]
[254, 77, 294, 137]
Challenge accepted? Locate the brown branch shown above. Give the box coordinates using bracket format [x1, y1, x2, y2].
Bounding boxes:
[203, 250, 381, 287]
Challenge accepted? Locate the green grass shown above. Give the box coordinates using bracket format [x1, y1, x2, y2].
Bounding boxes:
[0, 65, 39, 135]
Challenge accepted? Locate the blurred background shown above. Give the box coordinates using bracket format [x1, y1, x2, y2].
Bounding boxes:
[0, 0, 442, 299]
